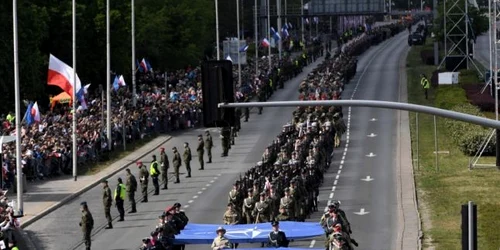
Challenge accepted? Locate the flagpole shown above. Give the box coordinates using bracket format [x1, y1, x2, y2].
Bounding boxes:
[72, 0, 78, 182]
[254, 0, 258, 75]
[237, 0, 242, 86]
[13, 0, 24, 215]
[106, 0, 112, 149]
[131, 0, 137, 107]
[216, 0, 220, 60]
[301, 0, 304, 42]
[277, 0, 282, 60]
[267, 0, 271, 70]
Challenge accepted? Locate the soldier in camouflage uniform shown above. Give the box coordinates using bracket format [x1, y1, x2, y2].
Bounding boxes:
[242, 189, 255, 224]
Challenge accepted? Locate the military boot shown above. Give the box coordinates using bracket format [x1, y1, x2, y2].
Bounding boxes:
[105, 222, 113, 229]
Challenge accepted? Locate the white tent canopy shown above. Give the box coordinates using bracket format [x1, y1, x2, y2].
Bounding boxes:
[0, 136, 16, 154]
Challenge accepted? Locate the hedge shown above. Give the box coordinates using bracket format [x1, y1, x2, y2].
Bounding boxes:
[459, 69, 480, 84]
[443, 104, 496, 156]
[434, 85, 469, 110]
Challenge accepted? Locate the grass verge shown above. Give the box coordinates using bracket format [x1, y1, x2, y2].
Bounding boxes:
[407, 42, 500, 249]
[77, 135, 155, 176]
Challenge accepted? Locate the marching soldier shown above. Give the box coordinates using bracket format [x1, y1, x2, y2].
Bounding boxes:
[183, 142, 192, 178]
[172, 147, 182, 183]
[172, 202, 189, 229]
[79, 201, 94, 250]
[223, 203, 240, 225]
[137, 161, 149, 202]
[125, 168, 137, 213]
[267, 188, 279, 221]
[267, 221, 289, 247]
[205, 130, 213, 163]
[150, 155, 161, 195]
[197, 135, 205, 170]
[275, 206, 290, 221]
[280, 188, 295, 221]
[160, 147, 169, 190]
[333, 200, 352, 234]
[257, 88, 265, 115]
[228, 182, 242, 211]
[253, 192, 270, 223]
[101, 180, 113, 229]
[114, 177, 126, 221]
[242, 189, 255, 224]
[211, 227, 233, 250]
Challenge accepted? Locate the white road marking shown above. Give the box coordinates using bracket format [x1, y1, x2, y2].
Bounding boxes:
[334, 180, 338, 185]
[309, 240, 316, 248]
[206, 183, 211, 187]
[201, 187, 207, 190]
[210, 180, 215, 183]
[188, 200, 194, 203]
[339, 165, 343, 170]
[335, 175, 339, 180]
[329, 193, 334, 199]
[332, 186, 336, 191]
[184, 205, 190, 208]
[197, 191, 203, 194]
[213, 176, 218, 180]
[193, 195, 198, 199]
[340, 160, 344, 165]
[337, 169, 341, 174]
[217, 173, 222, 176]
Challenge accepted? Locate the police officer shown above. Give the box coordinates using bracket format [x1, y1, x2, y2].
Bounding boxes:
[101, 180, 113, 229]
[183, 142, 192, 178]
[150, 155, 161, 195]
[115, 178, 126, 221]
[172, 147, 181, 183]
[160, 147, 169, 190]
[267, 221, 289, 247]
[138, 161, 149, 202]
[197, 135, 204, 170]
[205, 130, 213, 163]
[125, 168, 137, 213]
[79, 201, 94, 250]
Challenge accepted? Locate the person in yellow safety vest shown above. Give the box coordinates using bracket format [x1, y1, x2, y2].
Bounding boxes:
[6, 113, 14, 124]
[9, 239, 19, 250]
[114, 177, 126, 221]
[420, 74, 430, 99]
[299, 41, 304, 49]
[150, 155, 161, 195]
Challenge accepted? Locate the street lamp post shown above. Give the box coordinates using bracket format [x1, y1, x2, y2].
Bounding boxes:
[267, 0, 271, 70]
[216, 0, 220, 60]
[132, 0, 137, 107]
[237, 0, 242, 86]
[254, 0, 259, 75]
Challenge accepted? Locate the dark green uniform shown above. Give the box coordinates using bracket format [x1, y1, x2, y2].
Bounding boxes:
[160, 151, 169, 189]
[138, 165, 149, 202]
[183, 144, 192, 177]
[126, 172, 137, 213]
[221, 127, 231, 157]
[172, 149, 182, 183]
[102, 185, 112, 228]
[253, 199, 270, 223]
[80, 209, 94, 250]
[205, 131, 213, 163]
[276, 212, 290, 221]
[197, 137, 204, 170]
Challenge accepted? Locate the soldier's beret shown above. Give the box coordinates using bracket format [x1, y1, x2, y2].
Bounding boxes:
[198, 134, 202, 137]
[172, 147, 177, 150]
[174, 203, 181, 208]
[184, 142, 189, 145]
[159, 214, 165, 218]
[271, 221, 279, 226]
[152, 155, 156, 158]
[205, 130, 210, 133]
[284, 187, 290, 192]
[247, 188, 253, 193]
[260, 192, 266, 196]
[117, 177, 122, 182]
[80, 201, 87, 206]
[227, 203, 233, 207]
[136, 161, 142, 165]
[160, 147, 165, 151]
[142, 238, 151, 244]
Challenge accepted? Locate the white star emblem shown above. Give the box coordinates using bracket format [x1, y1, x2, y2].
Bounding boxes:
[225, 226, 273, 239]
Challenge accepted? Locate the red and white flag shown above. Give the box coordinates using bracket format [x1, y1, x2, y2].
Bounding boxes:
[32, 102, 41, 123]
[47, 54, 82, 98]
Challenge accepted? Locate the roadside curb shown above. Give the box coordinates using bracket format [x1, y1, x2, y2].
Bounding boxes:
[397, 44, 422, 250]
[19, 135, 172, 230]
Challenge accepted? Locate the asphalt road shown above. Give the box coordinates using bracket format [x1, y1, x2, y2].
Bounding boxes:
[23, 55, 325, 250]
[25, 31, 409, 250]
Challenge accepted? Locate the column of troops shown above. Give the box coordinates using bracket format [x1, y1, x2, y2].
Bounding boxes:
[222, 21, 407, 250]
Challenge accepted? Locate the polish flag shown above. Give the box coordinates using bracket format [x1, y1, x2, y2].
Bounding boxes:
[118, 75, 126, 86]
[31, 102, 41, 123]
[262, 38, 270, 47]
[47, 54, 82, 98]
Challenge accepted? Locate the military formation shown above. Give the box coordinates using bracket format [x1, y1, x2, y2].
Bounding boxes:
[77, 21, 406, 250]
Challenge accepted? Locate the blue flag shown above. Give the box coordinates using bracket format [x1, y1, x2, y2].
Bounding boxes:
[239, 44, 249, 52]
[24, 103, 34, 126]
[113, 76, 120, 91]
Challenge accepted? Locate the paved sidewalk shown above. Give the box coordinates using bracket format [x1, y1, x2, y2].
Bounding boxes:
[396, 45, 421, 250]
[13, 135, 171, 229]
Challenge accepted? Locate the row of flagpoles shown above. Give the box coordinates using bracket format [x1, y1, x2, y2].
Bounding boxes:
[10, 0, 145, 215]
